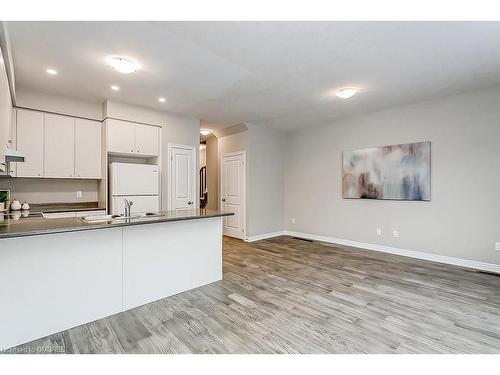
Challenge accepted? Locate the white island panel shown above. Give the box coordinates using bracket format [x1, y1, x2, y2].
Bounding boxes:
[0, 228, 123, 350]
[122, 217, 223, 310]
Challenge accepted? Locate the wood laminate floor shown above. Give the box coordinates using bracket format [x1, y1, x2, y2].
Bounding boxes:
[7, 236, 500, 354]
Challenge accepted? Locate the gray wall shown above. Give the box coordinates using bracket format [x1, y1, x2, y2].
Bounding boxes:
[1, 178, 99, 204]
[285, 86, 500, 264]
[247, 123, 285, 236]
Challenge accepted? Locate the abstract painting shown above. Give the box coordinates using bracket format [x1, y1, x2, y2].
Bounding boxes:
[342, 141, 431, 201]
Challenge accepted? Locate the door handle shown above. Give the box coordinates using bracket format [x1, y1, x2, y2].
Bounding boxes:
[188, 201, 193, 205]
[222, 198, 226, 202]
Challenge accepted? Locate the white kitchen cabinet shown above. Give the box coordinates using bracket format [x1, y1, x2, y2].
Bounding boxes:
[44, 114, 75, 178]
[15, 110, 102, 180]
[135, 124, 159, 156]
[16, 109, 44, 177]
[107, 118, 160, 156]
[75, 119, 101, 178]
[107, 119, 136, 154]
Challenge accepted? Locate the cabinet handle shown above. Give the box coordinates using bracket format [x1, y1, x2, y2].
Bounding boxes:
[131, 149, 134, 152]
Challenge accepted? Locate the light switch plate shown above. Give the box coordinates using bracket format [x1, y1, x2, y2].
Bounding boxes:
[76, 191, 82, 198]
[376, 228, 382, 236]
[392, 230, 399, 238]
[496, 242, 500, 251]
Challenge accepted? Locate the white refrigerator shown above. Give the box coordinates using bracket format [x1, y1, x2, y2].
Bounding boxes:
[109, 163, 160, 215]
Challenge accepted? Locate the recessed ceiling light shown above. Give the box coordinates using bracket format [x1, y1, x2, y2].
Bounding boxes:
[108, 57, 137, 74]
[46, 68, 57, 75]
[336, 88, 357, 99]
[200, 129, 211, 136]
[158, 97, 166, 103]
[111, 85, 120, 91]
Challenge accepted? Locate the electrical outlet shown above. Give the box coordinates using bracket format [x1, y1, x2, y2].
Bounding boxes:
[76, 191, 82, 198]
[291, 218, 296, 224]
[496, 242, 500, 251]
[392, 230, 399, 238]
[376, 228, 382, 236]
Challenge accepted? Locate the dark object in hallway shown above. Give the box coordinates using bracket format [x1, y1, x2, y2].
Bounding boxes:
[200, 166, 208, 209]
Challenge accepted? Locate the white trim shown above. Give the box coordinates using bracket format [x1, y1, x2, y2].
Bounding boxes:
[245, 231, 287, 242]
[284, 230, 500, 274]
[167, 143, 197, 210]
[220, 151, 247, 240]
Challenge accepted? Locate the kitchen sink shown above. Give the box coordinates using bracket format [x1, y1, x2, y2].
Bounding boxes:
[79, 212, 166, 223]
[137, 212, 167, 218]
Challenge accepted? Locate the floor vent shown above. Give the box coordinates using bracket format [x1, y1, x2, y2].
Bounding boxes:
[476, 270, 500, 277]
[292, 237, 314, 242]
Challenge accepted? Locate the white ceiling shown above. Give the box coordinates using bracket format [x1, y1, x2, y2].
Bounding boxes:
[7, 21, 500, 131]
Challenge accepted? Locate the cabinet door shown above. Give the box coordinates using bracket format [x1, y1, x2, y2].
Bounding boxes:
[107, 119, 135, 154]
[44, 114, 75, 178]
[75, 119, 101, 179]
[135, 124, 159, 156]
[16, 109, 44, 177]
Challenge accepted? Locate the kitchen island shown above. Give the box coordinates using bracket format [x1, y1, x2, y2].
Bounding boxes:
[0, 209, 232, 350]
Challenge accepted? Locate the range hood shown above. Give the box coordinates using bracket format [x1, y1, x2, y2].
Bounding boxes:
[0, 146, 25, 177]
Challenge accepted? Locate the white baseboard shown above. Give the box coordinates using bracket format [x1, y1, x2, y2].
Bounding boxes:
[284, 230, 500, 274]
[245, 231, 287, 242]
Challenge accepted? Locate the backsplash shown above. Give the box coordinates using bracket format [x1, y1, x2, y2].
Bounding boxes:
[0, 178, 99, 204]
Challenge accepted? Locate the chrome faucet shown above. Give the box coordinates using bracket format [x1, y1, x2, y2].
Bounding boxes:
[124, 198, 133, 217]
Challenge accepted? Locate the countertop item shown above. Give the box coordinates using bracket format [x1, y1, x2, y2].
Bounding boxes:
[0, 209, 233, 239]
[27, 202, 105, 214]
[10, 200, 21, 211]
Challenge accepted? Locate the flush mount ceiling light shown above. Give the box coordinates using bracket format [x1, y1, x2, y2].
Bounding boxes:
[336, 88, 357, 99]
[200, 129, 211, 136]
[158, 97, 166, 103]
[46, 68, 57, 75]
[107, 57, 137, 74]
[111, 85, 120, 91]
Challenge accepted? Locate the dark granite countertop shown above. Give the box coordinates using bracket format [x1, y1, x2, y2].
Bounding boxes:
[27, 202, 105, 213]
[0, 209, 233, 239]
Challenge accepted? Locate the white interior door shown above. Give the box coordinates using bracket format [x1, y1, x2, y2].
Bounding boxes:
[169, 144, 196, 210]
[220, 152, 246, 239]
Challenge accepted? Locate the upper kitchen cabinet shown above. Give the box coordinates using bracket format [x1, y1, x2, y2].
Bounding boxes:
[106, 118, 160, 157]
[16, 109, 44, 177]
[75, 118, 101, 178]
[107, 119, 135, 154]
[135, 124, 160, 156]
[44, 113, 75, 178]
[15, 109, 102, 179]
